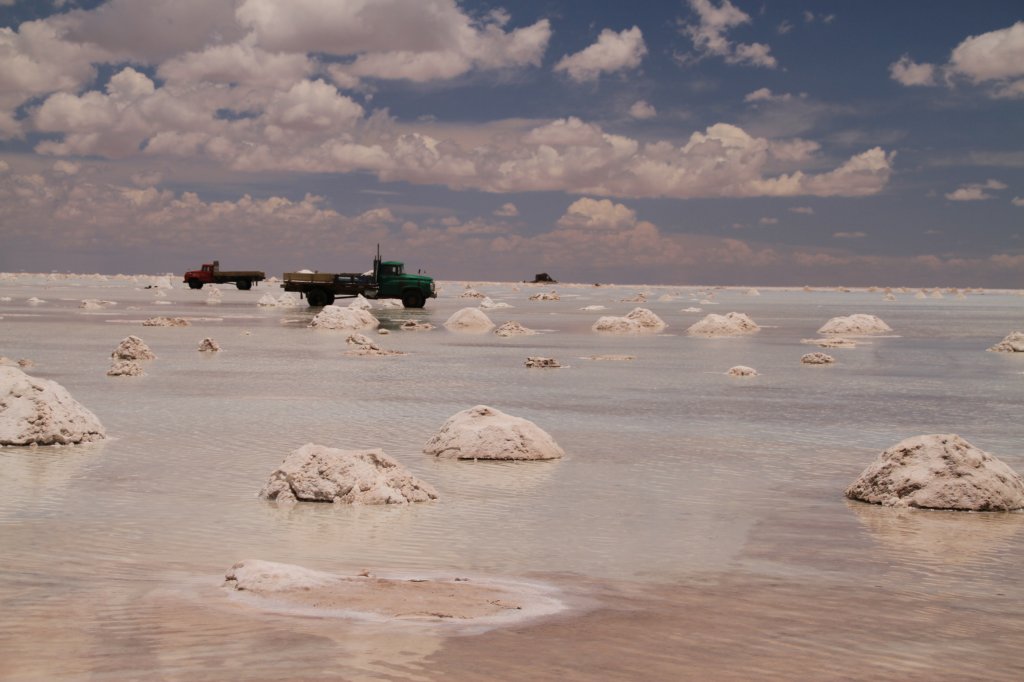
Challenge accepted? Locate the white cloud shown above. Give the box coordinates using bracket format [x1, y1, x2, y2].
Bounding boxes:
[557, 197, 637, 230]
[263, 80, 364, 131]
[554, 26, 647, 83]
[744, 88, 792, 103]
[889, 55, 937, 86]
[680, 0, 777, 68]
[52, 160, 80, 175]
[1012, 197, 1024, 207]
[833, 231, 866, 239]
[158, 39, 313, 88]
[494, 202, 519, 217]
[789, 206, 814, 214]
[945, 179, 1007, 201]
[759, 217, 778, 225]
[628, 100, 657, 119]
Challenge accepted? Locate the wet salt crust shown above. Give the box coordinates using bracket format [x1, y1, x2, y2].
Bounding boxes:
[0, 366, 105, 445]
[424, 405, 565, 460]
[686, 312, 759, 337]
[592, 308, 666, 333]
[817, 314, 892, 335]
[845, 434, 1024, 511]
[259, 443, 437, 504]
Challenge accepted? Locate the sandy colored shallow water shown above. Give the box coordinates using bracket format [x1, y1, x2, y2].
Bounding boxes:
[1, 276, 1022, 680]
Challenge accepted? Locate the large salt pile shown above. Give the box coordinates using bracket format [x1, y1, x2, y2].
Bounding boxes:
[0, 366, 105, 446]
[817, 314, 892, 335]
[444, 308, 495, 333]
[309, 305, 378, 331]
[727, 365, 758, 377]
[845, 434, 1024, 511]
[111, 335, 155, 360]
[592, 307, 666, 333]
[424, 405, 564, 460]
[494, 321, 537, 337]
[686, 312, 759, 337]
[988, 331, 1024, 352]
[259, 443, 437, 504]
[801, 352, 835, 365]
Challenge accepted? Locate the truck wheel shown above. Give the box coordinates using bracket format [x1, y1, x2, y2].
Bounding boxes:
[402, 290, 425, 308]
[236, 279, 251, 290]
[306, 289, 328, 307]
[188, 278, 203, 290]
[323, 292, 336, 306]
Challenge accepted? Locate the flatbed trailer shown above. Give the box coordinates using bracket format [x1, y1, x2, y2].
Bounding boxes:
[281, 250, 435, 308]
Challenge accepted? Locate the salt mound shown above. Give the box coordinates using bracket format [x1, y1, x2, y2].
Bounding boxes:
[682, 307, 702, 313]
[107, 360, 144, 377]
[0, 366, 105, 445]
[727, 365, 758, 377]
[259, 443, 437, 504]
[686, 312, 759, 337]
[529, 291, 559, 301]
[348, 295, 372, 310]
[460, 289, 486, 299]
[376, 299, 404, 309]
[111, 335, 156, 360]
[817, 314, 892, 335]
[592, 308, 666, 334]
[198, 338, 220, 352]
[581, 305, 606, 311]
[479, 297, 511, 309]
[258, 293, 302, 308]
[424, 405, 564, 460]
[845, 434, 1024, 511]
[494, 321, 536, 337]
[746, 288, 761, 296]
[344, 333, 403, 356]
[801, 352, 835, 365]
[80, 299, 116, 309]
[143, 316, 190, 327]
[525, 357, 561, 368]
[444, 308, 495, 333]
[988, 331, 1024, 352]
[400, 320, 434, 332]
[27, 297, 45, 305]
[619, 293, 647, 302]
[309, 305, 378, 331]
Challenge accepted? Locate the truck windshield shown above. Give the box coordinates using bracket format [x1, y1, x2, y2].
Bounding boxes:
[380, 264, 402, 276]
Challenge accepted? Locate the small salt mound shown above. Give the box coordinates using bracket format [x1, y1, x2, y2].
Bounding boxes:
[988, 331, 1024, 353]
[494, 321, 537, 337]
[460, 289, 486, 299]
[198, 338, 220, 352]
[727, 365, 758, 377]
[400, 320, 434, 332]
[111, 335, 156, 360]
[259, 443, 437, 504]
[0, 366, 105, 445]
[845, 434, 1024, 511]
[257, 293, 302, 308]
[80, 299, 116, 309]
[309, 305, 379, 331]
[746, 288, 761, 296]
[581, 305, 606, 311]
[143, 316, 190, 327]
[817, 314, 892, 335]
[686, 312, 759, 337]
[592, 308, 667, 334]
[348, 295, 373, 310]
[801, 337, 857, 348]
[344, 333, 404, 356]
[883, 293, 896, 301]
[525, 357, 561, 368]
[914, 291, 927, 299]
[801, 352, 835, 365]
[107, 360, 144, 377]
[444, 308, 495, 333]
[529, 291, 559, 301]
[424, 405, 564, 460]
[619, 293, 647, 302]
[682, 307, 702, 313]
[27, 297, 45, 305]
[479, 297, 511, 309]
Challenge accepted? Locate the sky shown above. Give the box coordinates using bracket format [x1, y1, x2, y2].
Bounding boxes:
[1, 0, 1022, 286]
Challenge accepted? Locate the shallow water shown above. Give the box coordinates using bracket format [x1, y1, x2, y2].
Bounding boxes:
[1, 277, 1023, 680]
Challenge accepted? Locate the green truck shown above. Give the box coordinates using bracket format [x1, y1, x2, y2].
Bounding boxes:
[281, 249, 436, 308]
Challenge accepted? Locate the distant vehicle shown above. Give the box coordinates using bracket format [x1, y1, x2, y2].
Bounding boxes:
[281, 248, 436, 308]
[183, 261, 265, 290]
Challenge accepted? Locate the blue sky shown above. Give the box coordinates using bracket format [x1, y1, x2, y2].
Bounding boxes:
[1, 0, 1022, 286]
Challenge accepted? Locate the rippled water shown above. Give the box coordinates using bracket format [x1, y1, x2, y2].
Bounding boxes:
[1, 277, 1022, 680]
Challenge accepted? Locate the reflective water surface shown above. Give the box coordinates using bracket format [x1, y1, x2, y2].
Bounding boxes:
[1, 277, 1022, 680]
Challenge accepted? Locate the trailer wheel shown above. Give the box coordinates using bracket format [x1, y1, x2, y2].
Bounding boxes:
[402, 290, 425, 308]
[306, 288, 328, 307]
[188, 278, 203, 290]
[236, 279, 251, 290]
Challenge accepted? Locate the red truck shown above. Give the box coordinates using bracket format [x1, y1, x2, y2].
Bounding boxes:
[183, 261, 265, 290]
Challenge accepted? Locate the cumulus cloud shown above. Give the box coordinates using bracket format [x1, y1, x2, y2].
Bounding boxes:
[759, 217, 778, 225]
[744, 88, 792, 103]
[1012, 197, 1024, 207]
[554, 27, 647, 82]
[944, 179, 1007, 201]
[557, 197, 638, 231]
[789, 206, 814, 214]
[889, 55, 937, 86]
[629, 100, 657, 119]
[679, 0, 777, 68]
[833, 231, 866, 239]
[493, 202, 519, 217]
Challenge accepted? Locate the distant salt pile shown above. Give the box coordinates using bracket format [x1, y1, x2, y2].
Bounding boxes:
[846, 435, 1024, 511]
[444, 308, 495, 333]
[988, 331, 1024, 353]
[460, 289, 486, 299]
[309, 305, 378, 331]
[529, 291, 560, 301]
[593, 308, 666, 334]
[801, 352, 835, 365]
[0, 366, 105, 446]
[26, 297, 45, 305]
[802, 337, 857, 348]
[479, 296, 511, 309]
[198, 338, 220, 352]
[657, 294, 678, 302]
[686, 312, 759, 337]
[259, 443, 437, 504]
[746, 288, 761, 296]
[107, 360, 144, 377]
[80, 299, 116, 310]
[424, 405, 564, 460]
[525, 357, 561, 368]
[348, 295, 373, 310]
[257, 293, 301, 307]
[400, 320, 434, 332]
[930, 290, 944, 299]
[111, 335, 155, 360]
[581, 305, 606, 311]
[817, 314, 891, 335]
[915, 291, 927, 299]
[143, 316, 190, 327]
[494, 321, 537, 337]
[727, 365, 758, 377]
[344, 333, 404, 357]
[883, 293, 896, 301]
[682, 307, 702, 313]
[620, 293, 647, 302]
